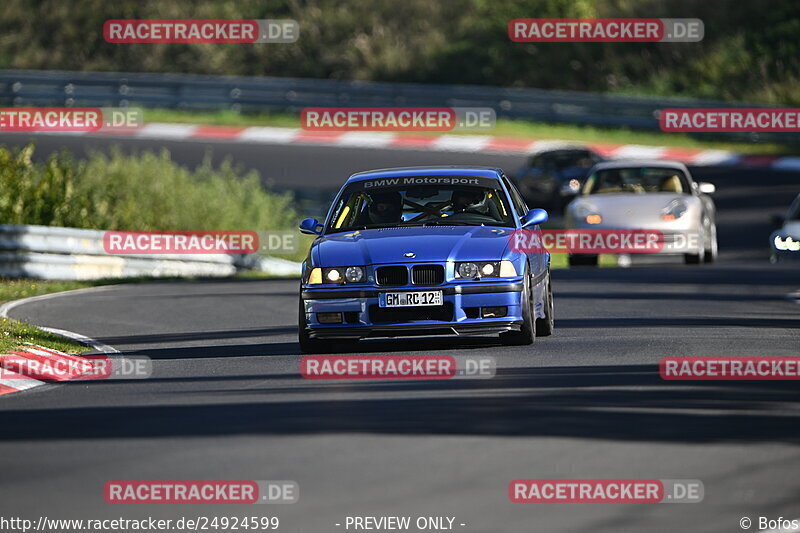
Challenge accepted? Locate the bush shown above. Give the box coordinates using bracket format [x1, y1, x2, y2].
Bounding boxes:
[0, 144, 298, 232]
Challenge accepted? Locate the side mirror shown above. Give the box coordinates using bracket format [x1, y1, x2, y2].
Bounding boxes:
[697, 182, 716, 194]
[521, 208, 548, 228]
[299, 218, 323, 235]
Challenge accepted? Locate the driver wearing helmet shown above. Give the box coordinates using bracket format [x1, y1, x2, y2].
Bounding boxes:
[367, 191, 403, 224]
[451, 188, 489, 215]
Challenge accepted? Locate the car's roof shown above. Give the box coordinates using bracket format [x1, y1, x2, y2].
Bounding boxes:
[591, 159, 690, 172]
[347, 166, 503, 183]
[527, 142, 593, 155]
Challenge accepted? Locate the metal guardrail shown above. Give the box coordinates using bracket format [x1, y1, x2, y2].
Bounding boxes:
[0, 224, 300, 280]
[0, 69, 790, 143]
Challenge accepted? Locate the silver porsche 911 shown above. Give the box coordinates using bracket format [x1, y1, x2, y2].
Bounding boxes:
[564, 160, 718, 266]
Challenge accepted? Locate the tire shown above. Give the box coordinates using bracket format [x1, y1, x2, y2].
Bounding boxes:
[298, 298, 325, 354]
[568, 254, 598, 267]
[703, 222, 718, 263]
[685, 222, 708, 265]
[500, 270, 535, 346]
[535, 271, 554, 337]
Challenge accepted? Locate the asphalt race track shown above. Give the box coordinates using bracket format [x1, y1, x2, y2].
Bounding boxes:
[0, 133, 798, 533]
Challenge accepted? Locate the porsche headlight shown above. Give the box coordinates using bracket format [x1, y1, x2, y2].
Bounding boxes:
[661, 199, 688, 221]
[573, 203, 601, 224]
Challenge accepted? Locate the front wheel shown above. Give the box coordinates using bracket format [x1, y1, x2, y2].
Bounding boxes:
[298, 298, 325, 354]
[535, 272, 554, 337]
[703, 223, 718, 263]
[500, 271, 535, 346]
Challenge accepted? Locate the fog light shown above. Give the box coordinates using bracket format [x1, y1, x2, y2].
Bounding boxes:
[586, 214, 602, 224]
[317, 312, 342, 324]
[481, 306, 507, 318]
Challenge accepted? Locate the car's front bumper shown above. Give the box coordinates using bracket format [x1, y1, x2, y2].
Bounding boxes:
[301, 280, 526, 340]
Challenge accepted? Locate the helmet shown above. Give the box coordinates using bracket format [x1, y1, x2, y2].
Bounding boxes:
[368, 191, 403, 224]
[452, 189, 489, 215]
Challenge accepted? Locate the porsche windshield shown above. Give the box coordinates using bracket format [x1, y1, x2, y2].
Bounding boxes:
[326, 180, 515, 233]
[583, 167, 690, 195]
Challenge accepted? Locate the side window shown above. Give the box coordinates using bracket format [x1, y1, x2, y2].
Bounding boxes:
[502, 176, 528, 216]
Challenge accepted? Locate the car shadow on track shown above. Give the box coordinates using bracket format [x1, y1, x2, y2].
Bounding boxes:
[1, 364, 798, 444]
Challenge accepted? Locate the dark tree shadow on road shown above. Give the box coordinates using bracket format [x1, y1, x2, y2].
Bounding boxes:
[1, 363, 798, 445]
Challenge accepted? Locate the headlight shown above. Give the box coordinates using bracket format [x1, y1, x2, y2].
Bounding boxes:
[307, 267, 322, 284]
[573, 203, 601, 224]
[308, 266, 366, 284]
[456, 261, 514, 279]
[457, 262, 479, 279]
[499, 260, 517, 277]
[325, 268, 342, 282]
[345, 266, 364, 282]
[560, 179, 582, 194]
[661, 199, 688, 221]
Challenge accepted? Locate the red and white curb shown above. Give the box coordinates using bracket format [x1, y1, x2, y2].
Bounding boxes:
[41, 122, 800, 170]
[0, 344, 94, 395]
[0, 286, 120, 397]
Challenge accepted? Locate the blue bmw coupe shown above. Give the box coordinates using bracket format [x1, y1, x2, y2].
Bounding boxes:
[297, 166, 553, 352]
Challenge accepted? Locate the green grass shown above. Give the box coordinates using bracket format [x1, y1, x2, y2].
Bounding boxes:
[0, 279, 98, 354]
[0, 266, 308, 355]
[143, 109, 797, 155]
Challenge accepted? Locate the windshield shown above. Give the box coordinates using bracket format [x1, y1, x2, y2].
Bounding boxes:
[547, 151, 601, 170]
[326, 178, 515, 233]
[583, 167, 690, 195]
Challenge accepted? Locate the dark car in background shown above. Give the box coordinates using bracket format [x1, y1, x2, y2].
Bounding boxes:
[512, 145, 605, 212]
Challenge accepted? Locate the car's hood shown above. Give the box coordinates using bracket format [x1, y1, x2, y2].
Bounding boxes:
[313, 226, 514, 266]
[568, 193, 701, 227]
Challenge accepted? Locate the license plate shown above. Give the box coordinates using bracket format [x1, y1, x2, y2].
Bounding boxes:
[379, 290, 443, 308]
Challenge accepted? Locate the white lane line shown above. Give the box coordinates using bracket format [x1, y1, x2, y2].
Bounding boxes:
[336, 131, 396, 148]
[610, 144, 667, 159]
[691, 149, 741, 166]
[238, 126, 300, 143]
[136, 123, 198, 139]
[431, 135, 492, 151]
